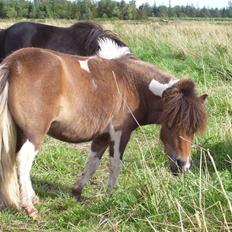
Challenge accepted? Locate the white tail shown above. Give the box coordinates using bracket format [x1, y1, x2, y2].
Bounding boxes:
[0, 64, 19, 209]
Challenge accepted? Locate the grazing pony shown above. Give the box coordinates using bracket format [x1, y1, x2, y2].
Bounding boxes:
[0, 38, 207, 218]
[0, 21, 125, 61]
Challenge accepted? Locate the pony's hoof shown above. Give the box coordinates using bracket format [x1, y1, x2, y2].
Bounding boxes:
[107, 187, 114, 196]
[26, 207, 38, 219]
[72, 188, 82, 202]
[32, 195, 40, 205]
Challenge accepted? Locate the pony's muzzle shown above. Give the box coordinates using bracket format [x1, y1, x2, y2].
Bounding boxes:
[170, 158, 192, 175]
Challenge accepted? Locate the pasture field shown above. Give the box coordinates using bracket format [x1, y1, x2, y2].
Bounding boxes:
[0, 19, 232, 231]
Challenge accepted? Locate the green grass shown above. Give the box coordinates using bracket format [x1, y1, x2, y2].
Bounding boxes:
[0, 19, 232, 231]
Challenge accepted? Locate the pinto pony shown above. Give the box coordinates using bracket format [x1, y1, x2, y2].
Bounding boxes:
[0, 21, 125, 61]
[0, 39, 207, 217]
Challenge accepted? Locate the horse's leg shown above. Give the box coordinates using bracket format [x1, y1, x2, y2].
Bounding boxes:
[108, 130, 131, 193]
[72, 134, 109, 201]
[15, 126, 46, 218]
[16, 137, 40, 218]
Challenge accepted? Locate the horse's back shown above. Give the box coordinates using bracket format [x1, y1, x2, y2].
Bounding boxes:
[2, 21, 125, 59]
[3, 22, 38, 57]
[3, 22, 64, 57]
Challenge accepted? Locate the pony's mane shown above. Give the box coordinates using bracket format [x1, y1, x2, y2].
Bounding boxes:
[70, 22, 126, 55]
[97, 37, 130, 59]
[161, 79, 207, 134]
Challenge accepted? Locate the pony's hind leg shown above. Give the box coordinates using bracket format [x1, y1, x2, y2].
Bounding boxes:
[72, 133, 110, 201]
[16, 139, 39, 218]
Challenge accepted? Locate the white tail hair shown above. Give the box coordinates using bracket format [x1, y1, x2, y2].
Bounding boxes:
[0, 64, 19, 209]
[97, 38, 130, 60]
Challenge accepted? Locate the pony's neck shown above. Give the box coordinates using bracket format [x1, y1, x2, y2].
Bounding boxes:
[119, 57, 174, 86]
[114, 58, 174, 125]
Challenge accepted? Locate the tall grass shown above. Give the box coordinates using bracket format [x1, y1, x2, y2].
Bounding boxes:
[0, 20, 231, 231]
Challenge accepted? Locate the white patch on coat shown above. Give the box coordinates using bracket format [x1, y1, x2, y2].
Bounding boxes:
[16, 140, 37, 203]
[92, 79, 97, 89]
[149, 79, 179, 97]
[108, 123, 122, 192]
[98, 38, 130, 60]
[79, 60, 90, 73]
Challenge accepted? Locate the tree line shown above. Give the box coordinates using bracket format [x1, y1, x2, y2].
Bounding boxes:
[0, 0, 232, 20]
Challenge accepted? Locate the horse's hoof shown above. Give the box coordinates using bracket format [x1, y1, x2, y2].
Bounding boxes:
[32, 195, 40, 205]
[26, 207, 38, 219]
[72, 188, 83, 202]
[74, 195, 89, 203]
[107, 187, 114, 196]
[22, 205, 38, 219]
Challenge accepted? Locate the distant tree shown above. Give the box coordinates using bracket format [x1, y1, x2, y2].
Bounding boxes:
[97, 0, 116, 18]
[0, 2, 6, 17]
[227, 7, 232, 17]
[112, 5, 120, 18]
[202, 7, 211, 17]
[0, 0, 231, 20]
[221, 8, 227, 17]
[5, 7, 17, 18]
[118, 0, 129, 19]
[127, 0, 138, 20]
[157, 5, 168, 17]
[228, 1, 232, 8]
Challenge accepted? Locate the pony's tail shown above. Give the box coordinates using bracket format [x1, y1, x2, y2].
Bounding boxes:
[0, 64, 19, 209]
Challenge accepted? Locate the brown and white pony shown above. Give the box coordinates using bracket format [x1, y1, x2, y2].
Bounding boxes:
[0, 38, 207, 217]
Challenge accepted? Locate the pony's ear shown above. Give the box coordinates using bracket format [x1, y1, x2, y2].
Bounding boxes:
[199, 94, 208, 102]
[177, 79, 195, 97]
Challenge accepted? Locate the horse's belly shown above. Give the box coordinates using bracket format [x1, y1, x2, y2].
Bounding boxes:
[48, 114, 109, 143]
[49, 91, 114, 143]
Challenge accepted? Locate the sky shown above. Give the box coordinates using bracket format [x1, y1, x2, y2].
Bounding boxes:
[135, 0, 229, 8]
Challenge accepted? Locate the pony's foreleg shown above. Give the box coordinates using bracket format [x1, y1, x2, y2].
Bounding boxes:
[72, 134, 109, 201]
[108, 131, 131, 193]
[16, 140, 38, 218]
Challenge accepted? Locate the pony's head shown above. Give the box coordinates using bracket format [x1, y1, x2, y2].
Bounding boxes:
[159, 79, 207, 174]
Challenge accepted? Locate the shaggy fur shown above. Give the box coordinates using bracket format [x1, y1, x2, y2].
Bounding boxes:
[161, 79, 207, 135]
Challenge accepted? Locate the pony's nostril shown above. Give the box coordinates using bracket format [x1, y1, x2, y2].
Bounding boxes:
[177, 159, 186, 167]
[177, 159, 192, 172]
[169, 157, 192, 175]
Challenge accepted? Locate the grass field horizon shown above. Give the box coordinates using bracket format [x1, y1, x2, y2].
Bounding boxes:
[0, 19, 232, 231]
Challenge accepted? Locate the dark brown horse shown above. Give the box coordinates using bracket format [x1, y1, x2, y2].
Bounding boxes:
[0, 38, 207, 218]
[0, 21, 125, 61]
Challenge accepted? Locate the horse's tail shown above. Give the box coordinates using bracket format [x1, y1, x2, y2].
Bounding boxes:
[0, 29, 6, 61]
[0, 63, 19, 209]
